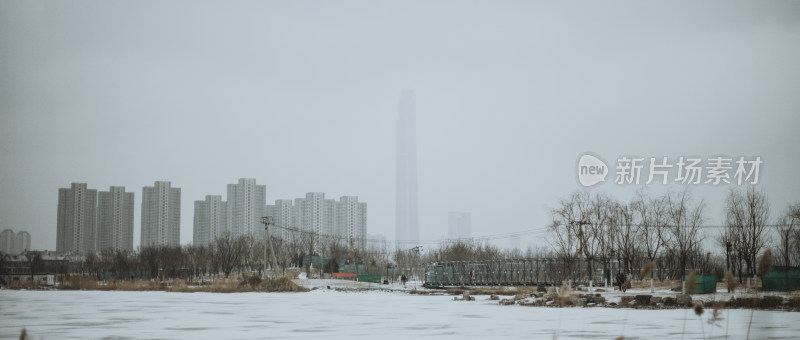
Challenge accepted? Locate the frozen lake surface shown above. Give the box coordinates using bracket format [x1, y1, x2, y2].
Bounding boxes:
[1, 289, 799, 339]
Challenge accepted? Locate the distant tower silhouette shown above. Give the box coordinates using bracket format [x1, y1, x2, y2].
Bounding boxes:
[396, 91, 419, 250]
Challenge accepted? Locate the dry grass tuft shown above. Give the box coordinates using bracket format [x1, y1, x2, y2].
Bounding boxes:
[725, 271, 738, 292]
[686, 269, 697, 294]
[641, 261, 655, 279]
[167, 279, 194, 292]
[470, 286, 534, 296]
[759, 248, 774, 276]
[693, 301, 704, 316]
[445, 288, 464, 296]
[707, 301, 725, 326]
[208, 278, 240, 293]
[19, 328, 27, 340]
[8, 280, 40, 290]
[260, 277, 309, 292]
[240, 275, 262, 289]
[116, 279, 163, 291]
[61, 275, 99, 290]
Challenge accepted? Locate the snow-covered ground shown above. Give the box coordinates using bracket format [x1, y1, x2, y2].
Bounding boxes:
[1, 289, 799, 339]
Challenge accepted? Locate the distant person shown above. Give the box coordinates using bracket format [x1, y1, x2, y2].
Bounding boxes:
[401, 274, 408, 286]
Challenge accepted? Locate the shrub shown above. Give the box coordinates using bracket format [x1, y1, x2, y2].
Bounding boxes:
[641, 261, 655, 279]
[725, 270, 738, 292]
[261, 277, 309, 292]
[759, 249, 774, 277]
[685, 269, 697, 294]
[446, 288, 464, 295]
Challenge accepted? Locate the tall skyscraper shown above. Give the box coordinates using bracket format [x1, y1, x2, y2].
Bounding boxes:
[396, 90, 419, 250]
[448, 212, 472, 240]
[141, 181, 181, 247]
[14, 231, 31, 254]
[226, 178, 266, 239]
[0, 229, 14, 254]
[336, 196, 367, 250]
[56, 183, 98, 254]
[97, 186, 134, 252]
[193, 195, 226, 246]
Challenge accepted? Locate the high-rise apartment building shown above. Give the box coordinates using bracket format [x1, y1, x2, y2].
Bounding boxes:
[337, 196, 367, 250]
[0, 229, 31, 255]
[227, 178, 266, 239]
[141, 181, 181, 247]
[193, 195, 226, 246]
[0, 229, 15, 254]
[57, 183, 98, 254]
[97, 186, 134, 252]
[14, 231, 31, 254]
[265, 199, 294, 241]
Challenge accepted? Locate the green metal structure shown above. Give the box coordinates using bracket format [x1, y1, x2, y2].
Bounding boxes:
[424, 259, 565, 287]
[681, 274, 716, 294]
[762, 266, 800, 292]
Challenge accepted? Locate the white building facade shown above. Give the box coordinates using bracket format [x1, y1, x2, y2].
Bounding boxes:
[14, 231, 31, 254]
[226, 178, 266, 240]
[265, 199, 294, 241]
[193, 195, 226, 246]
[97, 186, 135, 252]
[337, 196, 367, 250]
[0, 229, 15, 254]
[141, 181, 181, 247]
[57, 183, 98, 254]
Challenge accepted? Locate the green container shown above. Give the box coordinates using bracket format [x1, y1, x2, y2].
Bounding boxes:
[357, 275, 382, 283]
[681, 274, 717, 294]
[762, 266, 800, 292]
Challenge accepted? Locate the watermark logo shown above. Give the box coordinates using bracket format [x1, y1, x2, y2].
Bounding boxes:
[577, 154, 609, 187]
[576, 153, 763, 187]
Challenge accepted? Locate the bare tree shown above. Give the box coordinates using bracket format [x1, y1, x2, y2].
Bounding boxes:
[138, 246, 160, 280]
[776, 203, 800, 266]
[212, 231, 245, 278]
[549, 191, 615, 283]
[664, 191, 705, 279]
[724, 187, 770, 276]
[633, 191, 667, 279]
[612, 201, 640, 277]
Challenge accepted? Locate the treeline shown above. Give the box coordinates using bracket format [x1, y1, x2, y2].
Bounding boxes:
[70, 230, 392, 281]
[548, 187, 800, 283]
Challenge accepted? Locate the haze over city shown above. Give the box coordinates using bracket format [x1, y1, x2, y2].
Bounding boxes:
[1, 1, 799, 252]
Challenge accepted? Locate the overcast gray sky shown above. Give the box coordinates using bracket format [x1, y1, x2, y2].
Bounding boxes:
[1, 1, 799, 251]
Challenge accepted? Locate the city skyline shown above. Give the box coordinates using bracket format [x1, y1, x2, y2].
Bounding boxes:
[2, 2, 799, 252]
[40, 179, 372, 253]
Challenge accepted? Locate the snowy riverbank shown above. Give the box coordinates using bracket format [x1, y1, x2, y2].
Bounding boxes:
[2, 289, 800, 339]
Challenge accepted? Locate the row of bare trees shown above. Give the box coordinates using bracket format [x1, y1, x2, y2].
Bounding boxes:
[549, 190, 705, 282]
[71, 229, 394, 281]
[549, 187, 798, 283]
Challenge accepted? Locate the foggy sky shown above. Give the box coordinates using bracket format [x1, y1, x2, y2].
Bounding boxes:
[1, 1, 799, 251]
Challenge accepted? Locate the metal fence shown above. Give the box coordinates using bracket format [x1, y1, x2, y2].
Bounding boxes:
[424, 259, 567, 287]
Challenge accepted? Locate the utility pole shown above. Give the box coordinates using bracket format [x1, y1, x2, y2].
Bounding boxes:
[261, 216, 279, 279]
[307, 228, 314, 277]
